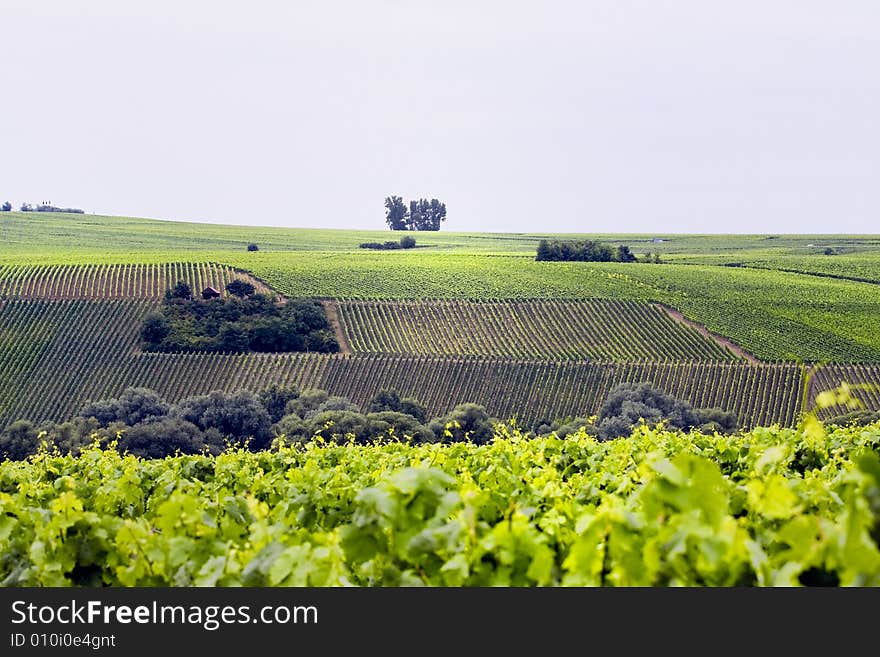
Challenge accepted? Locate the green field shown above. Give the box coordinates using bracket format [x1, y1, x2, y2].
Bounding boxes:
[0, 297, 812, 428]
[1, 210, 879, 590]
[0, 211, 878, 433]
[6, 210, 878, 257]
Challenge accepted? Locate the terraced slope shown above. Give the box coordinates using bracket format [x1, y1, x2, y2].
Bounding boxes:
[336, 299, 739, 361]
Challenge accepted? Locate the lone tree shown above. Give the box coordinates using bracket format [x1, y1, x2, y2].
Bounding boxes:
[247, 242, 259, 251]
[226, 278, 256, 298]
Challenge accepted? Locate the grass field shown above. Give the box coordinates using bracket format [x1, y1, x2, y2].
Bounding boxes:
[3, 211, 880, 258]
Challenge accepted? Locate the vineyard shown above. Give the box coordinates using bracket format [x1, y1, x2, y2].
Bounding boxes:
[0, 262, 270, 300]
[0, 293, 876, 429]
[336, 299, 739, 361]
[1, 255, 879, 363]
[228, 253, 880, 362]
[0, 253, 878, 433]
[810, 363, 880, 420]
[319, 356, 805, 428]
[2, 422, 879, 586]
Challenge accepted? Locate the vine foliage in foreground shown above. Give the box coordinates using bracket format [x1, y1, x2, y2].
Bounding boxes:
[0, 392, 878, 586]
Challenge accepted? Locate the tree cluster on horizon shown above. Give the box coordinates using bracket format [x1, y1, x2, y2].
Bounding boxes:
[384, 196, 447, 231]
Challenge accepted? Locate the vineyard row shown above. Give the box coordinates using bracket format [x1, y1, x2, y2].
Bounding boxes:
[335, 298, 739, 361]
[0, 262, 270, 300]
[0, 300, 875, 431]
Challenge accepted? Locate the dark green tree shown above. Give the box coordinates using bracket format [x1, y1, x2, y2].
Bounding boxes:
[174, 390, 273, 450]
[79, 387, 170, 427]
[597, 382, 738, 441]
[0, 420, 40, 460]
[615, 245, 636, 262]
[407, 200, 422, 231]
[118, 417, 218, 458]
[428, 403, 496, 445]
[258, 384, 300, 423]
[424, 198, 447, 230]
[536, 240, 552, 261]
[226, 279, 256, 298]
[369, 388, 427, 423]
[385, 195, 408, 230]
[217, 324, 249, 352]
[165, 281, 192, 300]
[140, 312, 171, 345]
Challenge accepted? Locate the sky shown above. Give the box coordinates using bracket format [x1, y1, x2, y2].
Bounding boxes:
[1, 1, 878, 233]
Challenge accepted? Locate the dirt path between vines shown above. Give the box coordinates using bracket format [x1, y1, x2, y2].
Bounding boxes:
[653, 303, 760, 364]
[320, 300, 352, 354]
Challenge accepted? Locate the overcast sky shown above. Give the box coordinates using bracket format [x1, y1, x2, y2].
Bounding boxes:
[2, 1, 878, 233]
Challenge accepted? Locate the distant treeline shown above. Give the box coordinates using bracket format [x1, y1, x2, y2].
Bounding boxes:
[536, 239, 636, 262]
[360, 236, 417, 250]
[4, 202, 85, 213]
[536, 240, 661, 263]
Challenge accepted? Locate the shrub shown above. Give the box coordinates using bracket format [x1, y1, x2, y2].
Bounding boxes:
[273, 413, 308, 443]
[366, 411, 433, 443]
[597, 382, 739, 441]
[0, 420, 40, 460]
[79, 387, 170, 427]
[226, 279, 256, 298]
[142, 294, 334, 354]
[174, 390, 273, 450]
[825, 410, 880, 427]
[284, 388, 329, 419]
[368, 388, 427, 423]
[429, 403, 496, 445]
[308, 410, 370, 443]
[359, 238, 416, 250]
[315, 396, 361, 414]
[247, 243, 259, 251]
[536, 239, 639, 263]
[117, 417, 220, 459]
[258, 384, 300, 424]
